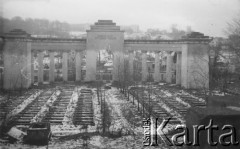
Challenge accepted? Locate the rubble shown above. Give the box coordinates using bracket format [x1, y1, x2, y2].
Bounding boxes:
[7, 127, 26, 141]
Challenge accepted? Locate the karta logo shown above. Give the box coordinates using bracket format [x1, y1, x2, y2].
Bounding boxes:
[143, 117, 239, 147]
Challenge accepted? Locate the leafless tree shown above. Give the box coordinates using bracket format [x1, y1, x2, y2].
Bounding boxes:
[225, 13, 240, 77]
[191, 56, 210, 104]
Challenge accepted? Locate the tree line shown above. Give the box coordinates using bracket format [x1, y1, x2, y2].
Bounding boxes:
[0, 16, 89, 38]
[0, 16, 193, 39]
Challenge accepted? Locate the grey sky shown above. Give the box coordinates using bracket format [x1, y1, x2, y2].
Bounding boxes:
[1, 0, 240, 37]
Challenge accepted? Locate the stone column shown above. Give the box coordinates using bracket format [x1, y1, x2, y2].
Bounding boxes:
[112, 51, 118, 81]
[26, 41, 32, 87]
[85, 50, 97, 81]
[129, 51, 134, 78]
[62, 52, 68, 81]
[49, 51, 55, 82]
[166, 52, 173, 83]
[154, 52, 160, 82]
[176, 52, 182, 85]
[181, 45, 188, 88]
[31, 52, 35, 84]
[141, 51, 148, 82]
[37, 51, 44, 83]
[75, 52, 82, 81]
[113, 51, 124, 81]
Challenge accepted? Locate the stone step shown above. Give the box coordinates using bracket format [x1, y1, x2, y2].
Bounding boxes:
[49, 112, 65, 115]
[74, 122, 94, 125]
[25, 111, 39, 113]
[81, 108, 92, 110]
[80, 115, 93, 118]
[81, 112, 93, 114]
[16, 119, 30, 123]
[47, 113, 65, 116]
[47, 120, 63, 124]
[79, 117, 93, 120]
[50, 111, 66, 114]
[52, 107, 67, 109]
[61, 97, 71, 99]
[45, 117, 63, 120]
[46, 114, 65, 117]
[51, 107, 67, 111]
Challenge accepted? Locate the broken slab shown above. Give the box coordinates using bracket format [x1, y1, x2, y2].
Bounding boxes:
[7, 127, 26, 141]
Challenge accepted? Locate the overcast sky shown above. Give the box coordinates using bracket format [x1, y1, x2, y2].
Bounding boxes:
[1, 0, 240, 37]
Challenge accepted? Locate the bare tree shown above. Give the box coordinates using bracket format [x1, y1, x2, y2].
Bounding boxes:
[191, 56, 210, 103]
[225, 13, 240, 78]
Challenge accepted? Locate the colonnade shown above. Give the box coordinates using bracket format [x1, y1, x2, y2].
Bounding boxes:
[33, 50, 82, 83]
[2, 22, 210, 90]
[128, 50, 182, 84]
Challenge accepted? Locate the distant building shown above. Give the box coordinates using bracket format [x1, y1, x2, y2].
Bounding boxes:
[120, 25, 140, 33]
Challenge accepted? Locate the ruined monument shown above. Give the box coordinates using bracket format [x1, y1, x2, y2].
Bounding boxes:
[0, 20, 211, 89]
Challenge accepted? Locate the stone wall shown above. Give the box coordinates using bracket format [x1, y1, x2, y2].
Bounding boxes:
[3, 39, 32, 89]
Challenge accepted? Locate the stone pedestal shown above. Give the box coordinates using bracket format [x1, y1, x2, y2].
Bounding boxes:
[49, 52, 55, 82]
[176, 52, 181, 85]
[154, 52, 160, 82]
[38, 51, 43, 83]
[62, 52, 68, 81]
[141, 51, 147, 82]
[75, 52, 82, 81]
[166, 52, 173, 83]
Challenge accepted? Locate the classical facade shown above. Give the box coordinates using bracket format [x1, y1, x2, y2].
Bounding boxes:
[0, 20, 211, 89]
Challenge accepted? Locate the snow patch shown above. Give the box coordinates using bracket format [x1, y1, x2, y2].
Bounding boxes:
[161, 90, 173, 97]
[88, 88, 102, 133]
[106, 88, 136, 135]
[62, 87, 79, 125]
[176, 97, 191, 108]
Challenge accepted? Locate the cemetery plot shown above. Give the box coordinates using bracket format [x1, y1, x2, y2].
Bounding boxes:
[0, 89, 38, 121]
[13, 89, 55, 125]
[42, 88, 74, 124]
[73, 89, 94, 126]
[0, 84, 214, 149]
